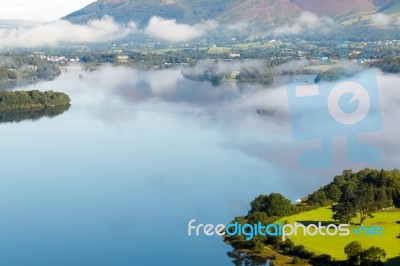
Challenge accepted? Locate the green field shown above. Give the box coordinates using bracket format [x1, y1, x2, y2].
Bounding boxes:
[153, 40, 280, 54]
[279, 206, 400, 265]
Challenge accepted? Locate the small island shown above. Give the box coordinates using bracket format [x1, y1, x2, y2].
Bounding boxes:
[0, 90, 71, 111]
[314, 67, 360, 83]
[181, 61, 274, 86]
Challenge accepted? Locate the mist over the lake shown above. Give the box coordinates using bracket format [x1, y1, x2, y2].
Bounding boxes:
[17, 65, 400, 186]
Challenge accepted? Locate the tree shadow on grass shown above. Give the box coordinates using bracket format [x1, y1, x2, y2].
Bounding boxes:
[385, 256, 400, 266]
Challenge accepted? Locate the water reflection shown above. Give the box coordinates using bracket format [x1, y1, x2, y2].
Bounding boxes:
[0, 77, 57, 91]
[0, 105, 70, 124]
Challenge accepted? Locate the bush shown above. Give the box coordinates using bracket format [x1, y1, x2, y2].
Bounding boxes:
[291, 257, 304, 264]
[311, 254, 332, 264]
[292, 244, 314, 259]
[344, 241, 386, 266]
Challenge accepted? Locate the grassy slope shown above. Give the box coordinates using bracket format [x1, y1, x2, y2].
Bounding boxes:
[279, 206, 400, 265]
[259, 246, 311, 265]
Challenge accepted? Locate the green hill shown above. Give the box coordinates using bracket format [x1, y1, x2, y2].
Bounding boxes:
[280, 206, 400, 265]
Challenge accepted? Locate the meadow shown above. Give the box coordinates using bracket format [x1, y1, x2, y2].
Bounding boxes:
[280, 206, 400, 265]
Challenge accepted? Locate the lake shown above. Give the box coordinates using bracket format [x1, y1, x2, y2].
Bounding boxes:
[0, 66, 398, 265]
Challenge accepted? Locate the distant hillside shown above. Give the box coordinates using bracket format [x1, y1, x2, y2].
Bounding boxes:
[64, 0, 310, 26]
[378, 0, 400, 13]
[290, 0, 376, 17]
[217, 0, 302, 25]
[64, 0, 242, 26]
[63, 0, 400, 34]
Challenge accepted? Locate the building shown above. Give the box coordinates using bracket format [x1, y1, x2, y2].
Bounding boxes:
[229, 53, 241, 58]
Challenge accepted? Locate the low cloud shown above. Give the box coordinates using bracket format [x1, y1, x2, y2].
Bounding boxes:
[0, 16, 137, 48]
[276, 59, 311, 72]
[144, 16, 216, 42]
[188, 59, 265, 76]
[147, 69, 184, 95]
[223, 21, 251, 32]
[0, 15, 218, 46]
[274, 11, 333, 35]
[371, 13, 392, 27]
[371, 13, 400, 27]
[20, 66, 400, 177]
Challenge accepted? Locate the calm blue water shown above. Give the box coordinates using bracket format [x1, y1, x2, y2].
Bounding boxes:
[0, 66, 397, 265]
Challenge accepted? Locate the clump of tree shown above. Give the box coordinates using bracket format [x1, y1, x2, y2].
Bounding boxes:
[305, 169, 400, 224]
[0, 67, 18, 82]
[249, 193, 294, 217]
[182, 60, 274, 86]
[226, 249, 270, 266]
[314, 67, 359, 83]
[255, 237, 333, 265]
[0, 54, 62, 83]
[0, 90, 71, 111]
[226, 192, 334, 252]
[181, 62, 224, 86]
[35, 63, 61, 79]
[344, 241, 386, 266]
[236, 68, 273, 85]
[370, 57, 400, 74]
[224, 193, 294, 252]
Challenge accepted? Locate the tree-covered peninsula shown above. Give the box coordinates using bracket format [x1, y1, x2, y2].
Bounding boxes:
[225, 168, 400, 265]
[0, 90, 71, 111]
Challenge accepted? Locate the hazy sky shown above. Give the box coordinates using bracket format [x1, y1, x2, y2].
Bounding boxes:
[0, 0, 95, 21]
